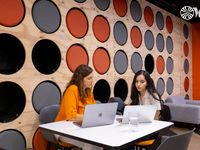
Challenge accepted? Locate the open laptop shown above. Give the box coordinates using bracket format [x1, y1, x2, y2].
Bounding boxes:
[74, 103, 118, 128]
[122, 105, 157, 124]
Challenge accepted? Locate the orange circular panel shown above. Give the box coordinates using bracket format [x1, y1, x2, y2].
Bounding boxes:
[66, 44, 88, 72]
[184, 77, 189, 92]
[113, 0, 127, 17]
[93, 47, 110, 74]
[183, 41, 189, 57]
[93, 15, 110, 42]
[166, 16, 173, 33]
[130, 26, 142, 48]
[144, 6, 154, 27]
[0, 0, 25, 27]
[66, 8, 88, 38]
[156, 55, 165, 74]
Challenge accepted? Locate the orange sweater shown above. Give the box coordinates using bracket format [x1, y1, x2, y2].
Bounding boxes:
[55, 85, 96, 121]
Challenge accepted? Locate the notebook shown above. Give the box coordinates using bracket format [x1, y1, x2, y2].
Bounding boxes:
[122, 105, 157, 124]
[74, 103, 118, 128]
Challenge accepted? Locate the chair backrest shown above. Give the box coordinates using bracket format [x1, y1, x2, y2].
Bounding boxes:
[108, 97, 125, 115]
[39, 104, 60, 124]
[39, 104, 60, 144]
[156, 129, 194, 150]
[165, 96, 186, 104]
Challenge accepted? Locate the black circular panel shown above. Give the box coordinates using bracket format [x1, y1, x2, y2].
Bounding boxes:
[114, 79, 128, 101]
[32, 39, 61, 75]
[0, 81, 25, 123]
[0, 33, 25, 75]
[145, 54, 154, 74]
[93, 79, 111, 103]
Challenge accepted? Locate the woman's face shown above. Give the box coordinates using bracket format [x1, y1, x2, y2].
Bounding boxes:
[83, 73, 93, 89]
[135, 74, 147, 93]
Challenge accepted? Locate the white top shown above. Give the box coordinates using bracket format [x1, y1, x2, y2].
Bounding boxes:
[139, 91, 161, 110]
[39, 118, 173, 149]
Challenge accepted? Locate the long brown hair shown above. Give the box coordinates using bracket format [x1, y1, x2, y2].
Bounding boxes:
[65, 64, 93, 100]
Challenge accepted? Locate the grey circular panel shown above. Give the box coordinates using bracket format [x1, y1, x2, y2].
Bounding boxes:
[32, 0, 61, 33]
[94, 0, 110, 11]
[166, 57, 173, 74]
[144, 30, 154, 50]
[113, 21, 128, 46]
[166, 36, 173, 54]
[156, 33, 164, 52]
[0, 129, 26, 150]
[184, 59, 189, 74]
[130, 0, 142, 22]
[32, 81, 61, 113]
[156, 11, 164, 30]
[131, 52, 143, 73]
[166, 77, 174, 95]
[145, 54, 154, 74]
[114, 50, 128, 74]
[183, 24, 189, 39]
[156, 78, 165, 96]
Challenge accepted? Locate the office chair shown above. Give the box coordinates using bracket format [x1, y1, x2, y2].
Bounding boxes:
[0, 129, 32, 150]
[39, 104, 77, 150]
[156, 129, 194, 150]
[108, 97, 125, 115]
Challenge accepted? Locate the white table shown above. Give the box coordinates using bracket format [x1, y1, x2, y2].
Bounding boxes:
[39, 119, 173, 150]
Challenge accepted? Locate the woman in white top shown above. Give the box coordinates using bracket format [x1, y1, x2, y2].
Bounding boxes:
[130, 70, 161, 119]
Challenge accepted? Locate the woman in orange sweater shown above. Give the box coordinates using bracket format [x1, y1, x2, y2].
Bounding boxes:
[55, 64, 102, 150]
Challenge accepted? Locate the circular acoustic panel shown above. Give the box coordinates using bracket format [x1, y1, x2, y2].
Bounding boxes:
[145, 54, 154, 74]
[0, 129, 26, 150]
[93, 47, 110, 74]
[144, 6, 154, 27]
[183, 24, 189, 39]
[184, 59, 189, 74]
[114, 50, 128, 74]
[166, 16, 173, 33]
[183, 41, 189, 57]
[0, 81, 25, 123]
[113, 0, 127, 17]
[114, 79, 128, 101]
[92, 15, 110, 42]
[156, 11, 164, 30]
[66, 44, 89, 72]
[156, 55, 165, 74]
[166, 36, 173, 54]
[0, 0, 25, 27]
[74, 0, 86, 3]
[156, 33, 164, 52]
[131, 52, 143, 73]
[32, 39, 61, 75]
[32, 0, 61, 33]
[93, 0, 110, 11]
[113, 21, 128, 46]
[130, 0, 142, 22]
[166, 57, 174, 74]
[0, 33, 25, 75]
[93, 79, 111, 103]
[185, 94, 190, 99]
[166, 77, 174, 95]
[144, 30, 154, 50]
[32, 80, 61, 113]
[156, 78, 165, 96]
[66, 8, 88, 38]
[32, 128, 49, 150]
[184, 77, 189, 92]
[130, 26, 142, 48]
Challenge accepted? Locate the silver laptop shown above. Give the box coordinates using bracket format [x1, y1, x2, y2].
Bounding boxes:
[74, 103, 118, 128]
[122, 105, 157, 124]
